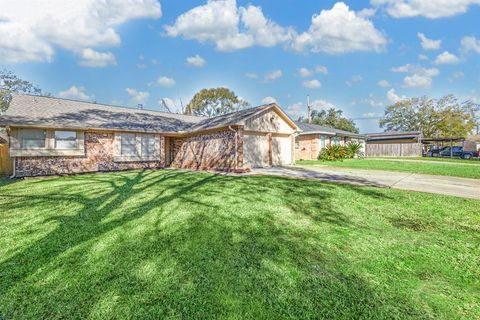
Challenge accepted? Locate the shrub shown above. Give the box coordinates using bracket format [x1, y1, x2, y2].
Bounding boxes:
[345, 141, 364, 159]
[318, 145, 348, 161]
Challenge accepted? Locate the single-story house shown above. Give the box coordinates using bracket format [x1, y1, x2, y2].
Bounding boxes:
[0, 94, 299, 177]
[294, 121, 366, 160]
[365, 131, 423, 157]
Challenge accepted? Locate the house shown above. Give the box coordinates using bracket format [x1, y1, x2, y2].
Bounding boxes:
[0, 94, 299, 177]
[365, 131, 423, 157]
[294, 121, 365, 160]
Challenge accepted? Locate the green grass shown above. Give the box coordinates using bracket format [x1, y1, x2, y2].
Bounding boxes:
[0, 170, 479, 319]
[371, 157, 480, 164]
[297, 159, 480, 179]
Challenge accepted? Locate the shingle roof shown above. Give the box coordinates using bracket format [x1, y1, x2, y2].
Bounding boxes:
[190, 104, 273, 131]
[294, 121, 364, 138]
[0, 94, 204, 133]
[0, 94, 296, 134]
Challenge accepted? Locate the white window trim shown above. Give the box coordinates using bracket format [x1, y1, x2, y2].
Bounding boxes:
[10, 128, 84, 157]
[114, 132, 160, 162]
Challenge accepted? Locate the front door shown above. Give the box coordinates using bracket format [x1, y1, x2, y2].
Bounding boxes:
[164, 137, 176, 167]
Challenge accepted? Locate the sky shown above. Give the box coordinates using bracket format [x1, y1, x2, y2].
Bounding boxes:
[1, 0, 479, 133]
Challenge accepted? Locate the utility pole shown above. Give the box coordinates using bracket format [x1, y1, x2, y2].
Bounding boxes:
[307, 95, 312, 124]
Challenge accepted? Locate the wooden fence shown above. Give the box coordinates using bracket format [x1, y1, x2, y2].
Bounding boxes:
[0, 144, 13, 177]
[366, 143, 422, 157]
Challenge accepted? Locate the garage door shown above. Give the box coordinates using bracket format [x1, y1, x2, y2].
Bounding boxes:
[244, 133, 269, 168]
[272, 135, 293, 166]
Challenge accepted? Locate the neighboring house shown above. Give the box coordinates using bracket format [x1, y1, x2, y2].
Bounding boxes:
[294, 121, 365, 160]
[0, 94, 299, 177]
[365, 131, 423, 157]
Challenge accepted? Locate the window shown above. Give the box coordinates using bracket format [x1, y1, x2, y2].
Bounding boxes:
[319, 135, 326, 149]
[55, 131, 77, 149]
[295, 136, 300, 149]
[121, 133, 137, 156]
[333, 137, 340, 146]
[141, 134, 156, 156]
[20, 129, 46, 148]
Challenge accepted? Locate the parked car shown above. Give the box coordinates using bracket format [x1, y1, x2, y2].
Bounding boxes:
[426, 146, 479, 159]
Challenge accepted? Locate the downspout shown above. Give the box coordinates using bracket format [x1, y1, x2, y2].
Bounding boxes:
[10, 157, 16, 179]
[228, 126, 237, 171]
[7, 130, 16, 179]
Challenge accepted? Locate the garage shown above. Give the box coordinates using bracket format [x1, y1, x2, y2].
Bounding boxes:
[242, 107, 297, 169]
[243, 132, 269, 168]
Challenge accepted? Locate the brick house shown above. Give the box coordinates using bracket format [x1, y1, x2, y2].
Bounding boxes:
[294, 121, 366, 160]
[0, 94, 299, 177]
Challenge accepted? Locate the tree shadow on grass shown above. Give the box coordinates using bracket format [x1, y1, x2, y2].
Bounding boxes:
[0, 170, 426, 319]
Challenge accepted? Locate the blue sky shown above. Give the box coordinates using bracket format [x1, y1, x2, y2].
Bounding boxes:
[1, 0, 480, 133]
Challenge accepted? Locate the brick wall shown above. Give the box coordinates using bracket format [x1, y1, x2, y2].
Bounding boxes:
[15, 132, 165, 177]
[170, 128, 244, 171]
[295, 134, 319, 160]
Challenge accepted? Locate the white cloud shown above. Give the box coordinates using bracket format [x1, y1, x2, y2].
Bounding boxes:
[387, 88, 407, 104]
[461, 36, 480, 54]
[0, 0, 161, 64]
[261, 96, 277, 104]
[403, 74, 431, 88]
[311, 99, 338, 110]
[434, 51, 460, 64]
[315, 65, 329, 74]
[377, 79, 391, 87]
[362, 112, 382, 118]
[245, 72, 259, 79]
[417, 33, 441, 50]
[285, 102, 306, 118]
[392, 64, 440, 88]
[355, 98, 384, 108]
[77, 48, 116, 67]
[357, 8, 377, 18]
[264, 70, 282, 81]
[126, 88, 149, 105]
[448, 71, 465, 83]
[156, 76, 176, 87]
[164, 0, 293, 52]
[299, 65, 328, 77]
[186, 54, 206, 67]
[453, 71, 465, 79]
[371, 0, 480, 18]
[346, 75, 363, 87]
[293, 2, 386, 54]
[58, 86, 94, 101]
[302, 79, 322, 89]
[418, 54, 429, 61]
[286, 99, 338, 119]
[299, 67, 312, 78]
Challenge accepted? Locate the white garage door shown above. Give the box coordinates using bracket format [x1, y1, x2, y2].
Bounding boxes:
[272, 135, 293, 166]
[244, 133, 269, 168]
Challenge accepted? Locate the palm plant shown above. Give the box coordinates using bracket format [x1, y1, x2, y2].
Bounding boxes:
[318, 145, 348, 161]
[345, 141, 364, 158]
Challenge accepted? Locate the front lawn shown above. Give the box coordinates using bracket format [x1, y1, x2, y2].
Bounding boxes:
[371, 157, 480, 164]
[297, 159, 480, 179]
[0, 170, 479, 319]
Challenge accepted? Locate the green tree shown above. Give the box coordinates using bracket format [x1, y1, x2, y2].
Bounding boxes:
[307, 108, 359, 133]
[185, 87, 249, 117]
[0, 69, 47, 112]
[380, 94, 478, 138]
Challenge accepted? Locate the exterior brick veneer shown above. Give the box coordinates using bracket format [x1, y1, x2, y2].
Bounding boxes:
[170, 128, 244, 172]
[14, 129, 246, 177]
[15, 132, 165, 177]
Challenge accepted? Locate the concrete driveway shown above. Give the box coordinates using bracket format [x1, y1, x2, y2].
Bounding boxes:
[252, 166, 480, 200]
